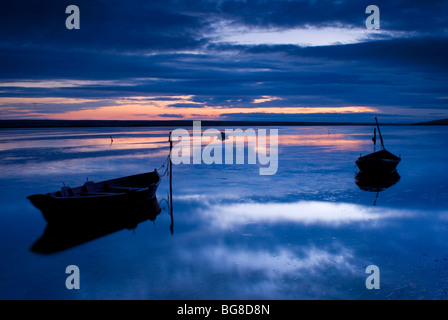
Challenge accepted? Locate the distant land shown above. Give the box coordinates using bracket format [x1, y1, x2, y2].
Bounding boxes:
[414, 118, 448, 125]
[0, 118, 446, 129]
[0, 119, 418, 129]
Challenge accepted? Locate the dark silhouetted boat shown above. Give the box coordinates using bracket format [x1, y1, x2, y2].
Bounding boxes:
[355, 117, 401, 175]
[28, 170, 161, 224]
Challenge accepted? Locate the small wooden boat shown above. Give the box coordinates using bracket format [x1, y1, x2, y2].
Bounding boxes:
[356, 149, 401, 175]
[355, 118, 401, 175]
[28, 170, 161, 223]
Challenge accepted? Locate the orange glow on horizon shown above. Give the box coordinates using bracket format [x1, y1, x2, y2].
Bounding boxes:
[44, 104, 377, 120]
[0, 96, 378, 120]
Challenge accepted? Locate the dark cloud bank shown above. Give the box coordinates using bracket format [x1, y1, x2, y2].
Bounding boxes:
[0, 0, 447, 122]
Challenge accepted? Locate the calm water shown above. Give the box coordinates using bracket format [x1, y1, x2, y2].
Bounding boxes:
[1, 125, 448, 300]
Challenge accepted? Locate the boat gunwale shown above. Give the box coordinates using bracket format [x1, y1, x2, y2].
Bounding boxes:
[28, 170, 160, 200]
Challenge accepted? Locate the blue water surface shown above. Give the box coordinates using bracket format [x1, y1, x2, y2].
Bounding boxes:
[0, 125, 447, 299]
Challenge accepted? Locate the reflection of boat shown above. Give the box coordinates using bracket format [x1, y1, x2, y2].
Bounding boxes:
[355, 171, 400, 206]
[355, 171, 401, 192]
[31, 197, 161, 254]
[355, 118, 401, 175]
[27, 170, 160, 223]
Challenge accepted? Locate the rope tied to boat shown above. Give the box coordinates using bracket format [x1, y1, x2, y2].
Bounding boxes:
[157, 154, 170, 178]
[156, 153, 172, 215]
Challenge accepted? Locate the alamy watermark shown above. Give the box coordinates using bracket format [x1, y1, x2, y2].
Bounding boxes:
[65, 5, 379, 31]
[365, 5, 380, 30]
[170, 121, 278, 175]
[65, 265, 80, 289]
[66, 5, 80, 30]
[365, 265, 380, 289]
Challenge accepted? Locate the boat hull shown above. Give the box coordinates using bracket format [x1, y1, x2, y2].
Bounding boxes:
[27, 170, 160, 223]
[355, 150, 401, 175]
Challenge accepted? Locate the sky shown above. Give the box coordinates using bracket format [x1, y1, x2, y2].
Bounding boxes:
[0, 0, 447, 123]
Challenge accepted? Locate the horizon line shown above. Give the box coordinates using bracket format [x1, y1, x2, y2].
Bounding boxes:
[1, 118, 447, 129]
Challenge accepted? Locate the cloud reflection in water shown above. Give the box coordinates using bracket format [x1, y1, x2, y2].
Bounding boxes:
[199, 200, 415, 228]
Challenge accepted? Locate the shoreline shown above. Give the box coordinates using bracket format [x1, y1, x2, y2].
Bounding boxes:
[0, 119, 426, 129]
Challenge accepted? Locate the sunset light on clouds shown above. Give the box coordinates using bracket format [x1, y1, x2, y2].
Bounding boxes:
[0, 1, 447, 123]
[0, 95, 378, 120]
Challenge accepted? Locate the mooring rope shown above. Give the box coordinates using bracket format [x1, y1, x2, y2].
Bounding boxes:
[156, 151, 172, 216]
[157, 154, 170, 178]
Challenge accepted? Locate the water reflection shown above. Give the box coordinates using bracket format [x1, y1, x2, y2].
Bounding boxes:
[31, 197, 161, 254]
[199, 200, 411, 228]
[172, 126, 365, 152]
[279, 132, 365, 151]
[178, 243, 358, 294]
[0, 128, 169, 158]
[354, 170, 401, 206]
[2, 125, 448, 299]
[355, 171, 401, 192]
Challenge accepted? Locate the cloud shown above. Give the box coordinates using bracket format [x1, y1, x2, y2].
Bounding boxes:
[0, 0, 209, 53]
[212, 23, 411, 47]
[215, 0, 448, 35]
[167, 103, 206, 108]
[158, 113, 184, 118]
[252, 96, 283, 104]
[0, 0, 446, 122]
